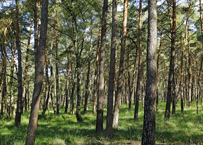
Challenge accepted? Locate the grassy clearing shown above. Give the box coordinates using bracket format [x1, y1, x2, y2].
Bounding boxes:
[0, 100, 203, 144]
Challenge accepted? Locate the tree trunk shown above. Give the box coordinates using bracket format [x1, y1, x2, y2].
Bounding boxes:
[112, 0, 128, 128]
[55, 0, 59, 115]
[96, 0, 108, 133]
[93, 26, 101, 114]
[188, 22, 192, 108]
[197, 0, 203, 114]
[15, 0, 22, 125]
[156, 32, 162, 111]
[25, 0, 48, 144]
[165, 0, 176, 120]
[22, 23, 32, 112]
[142, 0, 157, 143]
[106, 0, 117, 139]
[134, 0, 143, 120]
[84, 25, 93, 113]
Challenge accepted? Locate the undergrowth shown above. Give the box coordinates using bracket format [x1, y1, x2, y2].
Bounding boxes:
[0, 100, 203, 144]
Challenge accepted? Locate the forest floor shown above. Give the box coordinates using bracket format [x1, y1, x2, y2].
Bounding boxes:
[0, 100, 203, 145]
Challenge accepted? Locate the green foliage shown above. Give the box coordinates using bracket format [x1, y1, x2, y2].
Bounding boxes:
[1, 101, 203, 144]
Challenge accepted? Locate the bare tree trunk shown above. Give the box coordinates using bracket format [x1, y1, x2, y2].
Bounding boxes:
[84, 24, 93, 113]
[55, 0, 59, 115]
[134, 0, 143, 120]
[156, 32, 162, 111]
[96, 0, 108, 133]
[93, 25, 101, 114]
[15, 0, 22, 125]
[197, 0, 203, 114]
[165, 0, 176, 120]
[142, 0, 157, 143]
[106, 0, 117, 139]
[188, 22, 192, 108]
[113, 0, 128, 128]
[25, 0, 48, 143]
[22, 23, 32, 112]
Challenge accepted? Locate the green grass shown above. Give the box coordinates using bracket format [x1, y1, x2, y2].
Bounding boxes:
[0, 100, 203, 144]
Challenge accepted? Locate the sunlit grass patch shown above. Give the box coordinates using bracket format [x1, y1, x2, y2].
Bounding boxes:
[0, 100, 203, 144]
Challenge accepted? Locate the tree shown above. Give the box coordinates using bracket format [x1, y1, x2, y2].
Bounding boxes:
[106, 0, 117, 139]
[165, 0, 176, 120]
[15, 0, 22, 125]
[113, 0, 128, 128]
[134, 0, 143, 120]
[142, 0, 157, 143]
[96, 0, 108, 133]
[25, 0, 48, 143]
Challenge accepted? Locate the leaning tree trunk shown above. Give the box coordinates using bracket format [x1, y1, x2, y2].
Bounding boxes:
[142, 0, 157, 143]
[96, 0, 108, 133]
[134, 0, 143, 120]
[106, 0, 117, 139]
[113, 0, 128, 128]
[25, 0, 48, 144]
[165, 0, 176, 120]
[15, 0, 22, 125]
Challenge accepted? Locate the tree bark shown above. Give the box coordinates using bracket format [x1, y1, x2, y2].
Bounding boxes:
[22, 23, 32, 112]
[156, 32, 162, 111]
[142, 0, 157, 143]
[93, 25, 101, 114]
[84, 25, 93, 113]
[106, 0, 117, 139]
[55, 0, 60, 115]
[25, 0, 48, 144]
[96, 0, 108, 133]
[113, 0, 128, 128]
[165, 0, 176, 120]
[15, 0, 22, 125]
[134, 0, 143, 120]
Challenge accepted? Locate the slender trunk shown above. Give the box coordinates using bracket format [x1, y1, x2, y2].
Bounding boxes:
[93, 26, 101, 114]
[25, 0, 48, 144]
[134, 0, 143, 120]
[64, 68, 69, 113]
[96, 0, 108, 133]
[156, 32, 162, 111]
[84, 25, 93, 113]
[180, 2, 191, 113]
[165, 0, 176, 120]
[76, 56, 83, 122]
[10, 45, 15, 117]
[42, 37, 51, 114]
[106, 0, 117, 139]
[113, 0, 128, 128]
[197, 0, 203, 114]
[55, 0, 59, 115]
[188, 22, 192, 107]
[22, 23, 32, 112]
[15, 0, 22, 125]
